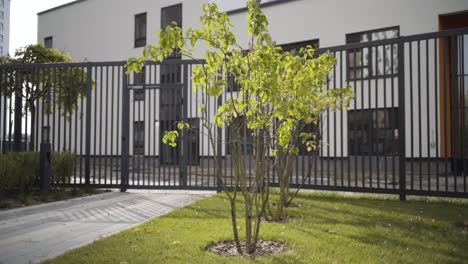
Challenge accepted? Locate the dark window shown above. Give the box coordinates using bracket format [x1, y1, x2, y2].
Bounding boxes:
[348, 108, 399, 156]
[161, 4, 182, 59]
[134, 89, 145, 101]
[42, 126, 50, 143]
[226, 117, 253, 155]
[297, 122, 319, 156]
[134, 67, 145, 85]
[227, 39, 320, 92]
[187, 118, 200, 165]
[161, 4, 182, 30]
[134, 121, 145, 155]
[227, 71, 240, 92]
[279, 39, 320, 54]
[346, 27, 399, 80]
[133, 66, 145, 101]
[135, 13, 147, 48]
[44, 36, 53, 49]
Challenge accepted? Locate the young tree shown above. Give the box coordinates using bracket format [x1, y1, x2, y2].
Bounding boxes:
[1, 44, 89, 150]
[128, 0, 353, 254]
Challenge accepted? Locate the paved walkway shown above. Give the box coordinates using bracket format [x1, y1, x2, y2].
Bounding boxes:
[0, 190, 214, 264]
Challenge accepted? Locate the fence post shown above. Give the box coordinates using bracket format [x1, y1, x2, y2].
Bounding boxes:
[121, 65, 130, 192]
[179, 63, 188, 187]
[13, 70, 22, 152]
[84, 65, 92, 186]
[39, 142, 52, 194]
[398, 39, 407, 201]
[216, 89, 223, 193]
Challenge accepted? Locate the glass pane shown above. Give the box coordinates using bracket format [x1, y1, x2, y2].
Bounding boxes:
[161, 4, 182, 29]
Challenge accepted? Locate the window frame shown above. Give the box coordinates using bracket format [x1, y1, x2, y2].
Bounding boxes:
[133, 66, 146, 101]
[161, 3, 183, 60]
[133, 121, 145, 155]
[44, 36, 53, 49]
[278, 38, 320, 54]
[348, 107, 399, 156]
[227, 38, 320, 92]
[134, 12, 147, 48]
[225, 116, 254, 156]
[346, 26, 400, 81]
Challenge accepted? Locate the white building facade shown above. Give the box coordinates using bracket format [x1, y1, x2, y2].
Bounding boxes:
[34, 0, 468, 166]
[0, 0, 10, 55]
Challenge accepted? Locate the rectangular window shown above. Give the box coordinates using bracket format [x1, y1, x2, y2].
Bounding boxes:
[133, 121, 145, 155]
[161, 4, 182, 29]
[348, 108, 399, 156]
[227, 71, 240, 92]
[297, 122, 319, 156]
[44, 36, 53, 49]
[42, 126, 51, 143]
[187, 118, 200, 165]
[0, 46, 3, 54]
[279, 39, 320, 54]
[134, 13, 147, 48]
[0, 23, 3, 32]
[0, 0, 4, 8]
[346, 27, 399, 80]
[0, 11, 4, 20]
[0, 35, 3, 43]
[161, 4, 182, 59]
[226, 117, 253, 155]
[227, 39, 320, 92]
[133, 66, 145, 101]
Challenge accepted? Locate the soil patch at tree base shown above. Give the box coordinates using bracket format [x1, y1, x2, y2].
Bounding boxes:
[206, 240, 288, 257]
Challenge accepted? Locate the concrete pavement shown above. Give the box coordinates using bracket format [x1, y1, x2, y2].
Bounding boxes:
[0, 190, 214, 264]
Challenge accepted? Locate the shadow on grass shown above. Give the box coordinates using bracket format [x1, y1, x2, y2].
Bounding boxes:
[289, 193, 467, 262]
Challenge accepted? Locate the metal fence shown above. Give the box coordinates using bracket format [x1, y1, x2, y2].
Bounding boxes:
[0, 27, 467, 198]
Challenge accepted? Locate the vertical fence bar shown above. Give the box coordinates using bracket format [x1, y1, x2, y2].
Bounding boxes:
[450, 36, 457, 193]
[0, 68, 3, 154]
[180, 63, 188, 187]
[461, 34, 466, 193]
[117, 65, 121, 185]
[85, 65, 92, 185]
[434, 38, 440, 192]
[110, 66, 115, 185]
[398, 38, 407, 201]
[121, 65, 130, 191]
[426, 39, 431, 191]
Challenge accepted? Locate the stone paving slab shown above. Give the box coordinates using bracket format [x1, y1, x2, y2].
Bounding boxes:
[0, 190, 214, 264]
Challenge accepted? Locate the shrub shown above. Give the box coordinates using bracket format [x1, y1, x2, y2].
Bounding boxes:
[0, 152, 39, 196]
[51, 152, 76, 184]
[0, 151, 76, 197]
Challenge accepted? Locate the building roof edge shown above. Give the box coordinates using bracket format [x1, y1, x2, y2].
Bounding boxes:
[37, 0, 87, 16]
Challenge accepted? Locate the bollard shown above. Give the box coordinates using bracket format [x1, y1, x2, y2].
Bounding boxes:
[39, 143, 52, 194]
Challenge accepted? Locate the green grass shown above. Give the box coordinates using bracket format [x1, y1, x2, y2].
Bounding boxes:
[44, 192, 468, 264]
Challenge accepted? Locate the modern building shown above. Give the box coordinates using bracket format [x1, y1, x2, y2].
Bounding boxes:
[0, 0, 10, 55]
[17, 0, 467, 191]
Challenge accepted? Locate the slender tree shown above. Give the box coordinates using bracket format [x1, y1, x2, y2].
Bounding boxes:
[0, 44, 89, 150]
[128, 0, 353, 254]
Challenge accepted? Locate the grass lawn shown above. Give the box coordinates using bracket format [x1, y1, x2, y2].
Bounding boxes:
[44, 191, 468, 264]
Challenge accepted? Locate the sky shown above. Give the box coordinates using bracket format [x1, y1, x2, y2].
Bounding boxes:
[9, 0, 76, 55]
[8, 0, 275, 56]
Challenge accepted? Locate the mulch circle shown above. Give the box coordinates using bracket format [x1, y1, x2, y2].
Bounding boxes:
[206, 240, 289, 257]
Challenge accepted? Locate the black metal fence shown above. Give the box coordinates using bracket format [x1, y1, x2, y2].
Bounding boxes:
[0, 28, 467, 198]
